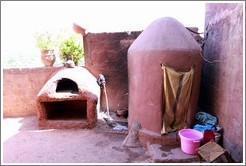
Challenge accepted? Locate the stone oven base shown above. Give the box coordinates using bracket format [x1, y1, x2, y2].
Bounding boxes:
[37, 98, 98, 130]
[38, 99, 94, 129]
[37, 98, 97, 130]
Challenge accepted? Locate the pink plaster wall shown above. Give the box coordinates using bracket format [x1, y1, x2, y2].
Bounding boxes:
[3, 67, 62, 117]
[83, 32, 142, 112]
[200, 3, 243, 162]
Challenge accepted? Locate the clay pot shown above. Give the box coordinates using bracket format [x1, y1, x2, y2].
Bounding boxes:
[41, 49, 56, 67]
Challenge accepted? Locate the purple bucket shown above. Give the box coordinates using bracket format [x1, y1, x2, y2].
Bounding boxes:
[179, 129, 203, 155]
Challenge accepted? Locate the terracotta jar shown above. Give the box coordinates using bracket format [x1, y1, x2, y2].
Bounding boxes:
[41, 49, 56, 67]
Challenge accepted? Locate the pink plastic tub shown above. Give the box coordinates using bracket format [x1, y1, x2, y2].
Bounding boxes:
[178, 129, 203, 155]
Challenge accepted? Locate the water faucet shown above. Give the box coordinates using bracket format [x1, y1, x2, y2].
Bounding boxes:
[97, 74, 106, 87]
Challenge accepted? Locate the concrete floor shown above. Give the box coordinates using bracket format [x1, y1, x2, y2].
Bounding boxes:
[2, 115, 227, 164]
[2, 116, 150, 164]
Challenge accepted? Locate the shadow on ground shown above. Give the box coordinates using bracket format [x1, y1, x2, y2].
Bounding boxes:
[2, 116, 150, 164]
[2, 115, 229, 164]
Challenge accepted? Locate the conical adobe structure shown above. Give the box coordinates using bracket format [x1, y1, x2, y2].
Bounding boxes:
[127, 17, 202, 146]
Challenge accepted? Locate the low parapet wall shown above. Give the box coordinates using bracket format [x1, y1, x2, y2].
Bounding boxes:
[3, 67, 62, 117]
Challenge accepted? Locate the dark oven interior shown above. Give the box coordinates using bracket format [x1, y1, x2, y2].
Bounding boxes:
[41, 100, 87, 120]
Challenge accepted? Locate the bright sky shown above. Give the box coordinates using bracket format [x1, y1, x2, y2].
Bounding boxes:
[1, 1, 205, 64]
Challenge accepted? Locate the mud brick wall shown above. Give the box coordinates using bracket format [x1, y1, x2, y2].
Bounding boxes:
[200, 3, 243, 162]
[83, 31, 142, 112]
[3, 67, 61, 117]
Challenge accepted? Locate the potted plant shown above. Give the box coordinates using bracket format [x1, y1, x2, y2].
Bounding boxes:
[58, 33, 84, 66]
[34, 31, 57, 67]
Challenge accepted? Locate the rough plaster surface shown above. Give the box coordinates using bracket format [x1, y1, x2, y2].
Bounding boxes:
[3, 29, 200, 119]
[36, 67, 100, 129]
[3, 67, 62, 117]
[200, 3, 243, 162]
[127, 17, 202, 145]
[84, 32, 142, 112]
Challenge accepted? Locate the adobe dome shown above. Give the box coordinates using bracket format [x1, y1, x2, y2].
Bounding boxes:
[128, 17, 202, 146]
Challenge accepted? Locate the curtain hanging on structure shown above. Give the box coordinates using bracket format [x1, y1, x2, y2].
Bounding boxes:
[161, 64, 194, 134]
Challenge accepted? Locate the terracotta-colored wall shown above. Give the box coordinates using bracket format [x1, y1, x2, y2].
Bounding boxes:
[3, 29, 200, 118]
[200, 3, 243, 162]
[83, 31, 142, 112]
[3, 67, 62, 117]
[3, 29, 201, 117]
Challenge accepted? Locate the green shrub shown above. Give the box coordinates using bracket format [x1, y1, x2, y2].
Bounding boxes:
[58, 33, 84, 65]
[34, 31, 56, 51]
